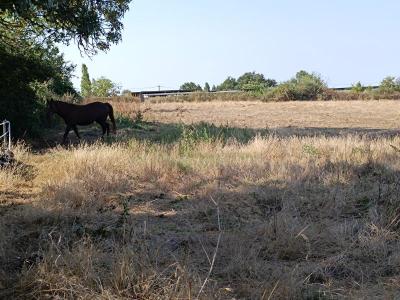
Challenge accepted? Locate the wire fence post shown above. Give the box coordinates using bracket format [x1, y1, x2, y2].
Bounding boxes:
[8, 121, 11, 151]
[2, 121, 5, 149]
[1, 120, 11, 151]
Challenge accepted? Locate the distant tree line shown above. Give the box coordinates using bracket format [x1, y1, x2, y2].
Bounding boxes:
[179, 71, 400, 101]
[179, 70, 322, 100]
[351, 77, 400, 94]
[180, 72, 277, 92]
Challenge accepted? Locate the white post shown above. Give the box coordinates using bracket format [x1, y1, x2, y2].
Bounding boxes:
[7, 121, 11, 151]
[2, 121, 5, 150]
[1, 120, 11, 151]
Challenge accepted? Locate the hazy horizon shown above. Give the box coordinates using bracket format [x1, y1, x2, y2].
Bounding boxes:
[60, 0, 400, 91]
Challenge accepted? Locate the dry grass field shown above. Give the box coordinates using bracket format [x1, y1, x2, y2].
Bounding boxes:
[2, 100, 400, 299]
[145, 100, 400, 132]
[111, 100, 400, 137]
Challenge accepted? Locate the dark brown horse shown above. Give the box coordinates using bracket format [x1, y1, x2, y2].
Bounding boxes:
[47, 100, 116, 143]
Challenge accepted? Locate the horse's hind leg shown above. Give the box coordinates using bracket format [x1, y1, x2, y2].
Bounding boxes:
[63, 125, 72, 144]
[73, 125, 81, 140]
[105, 122, 110, 136]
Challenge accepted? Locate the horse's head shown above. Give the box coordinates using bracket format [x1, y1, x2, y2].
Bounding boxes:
[46, 99, 57, 126]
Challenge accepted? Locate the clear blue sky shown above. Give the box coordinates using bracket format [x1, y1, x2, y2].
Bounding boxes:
[60, 0, 400, 91]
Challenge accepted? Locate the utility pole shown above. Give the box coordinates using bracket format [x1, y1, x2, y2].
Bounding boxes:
[157, 85, 161, 91]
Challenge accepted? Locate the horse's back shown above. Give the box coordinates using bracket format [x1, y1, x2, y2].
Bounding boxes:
[84, 102, 109, 109]
[70, 102, 111, 124]
[80, 102, 110, 114]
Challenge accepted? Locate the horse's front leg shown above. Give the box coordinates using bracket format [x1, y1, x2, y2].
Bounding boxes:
[63, 125, 72, 144]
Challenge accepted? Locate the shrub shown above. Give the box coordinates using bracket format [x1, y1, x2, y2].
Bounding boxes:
[271, 71, 327, 101]
[351, 82, 366, 93]
[380, 76, 400, 94]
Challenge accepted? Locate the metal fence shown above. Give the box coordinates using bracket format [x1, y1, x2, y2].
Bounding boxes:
[1, 120, 11, 151]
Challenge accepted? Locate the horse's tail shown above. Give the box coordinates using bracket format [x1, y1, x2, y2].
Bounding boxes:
[107, 103, 117, 133]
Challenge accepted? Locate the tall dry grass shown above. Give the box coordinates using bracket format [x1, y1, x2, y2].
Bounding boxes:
[2, 133, 400, 298]
[0, 143, 34, 193]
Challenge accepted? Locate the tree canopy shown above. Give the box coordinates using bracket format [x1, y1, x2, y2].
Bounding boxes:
[180, 82, 202, 91]
[92, 77, 120, 97]
[215, 72, 277, 92]
[217, 76, 238, 91]
[81, 64, 92, 97]
[0, 0, 132, 55]
[237, 72, 277, 90]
